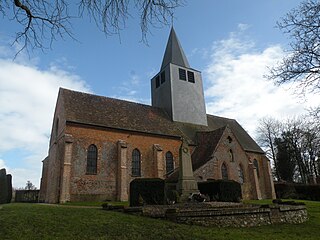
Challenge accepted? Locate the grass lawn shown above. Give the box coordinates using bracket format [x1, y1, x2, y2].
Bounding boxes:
[0, 200, 319, 240]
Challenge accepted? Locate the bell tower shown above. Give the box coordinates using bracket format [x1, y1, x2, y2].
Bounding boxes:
[151, 28, 207, 126]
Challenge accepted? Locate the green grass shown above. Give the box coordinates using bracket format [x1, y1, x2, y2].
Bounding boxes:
[0, 200, 319, 240]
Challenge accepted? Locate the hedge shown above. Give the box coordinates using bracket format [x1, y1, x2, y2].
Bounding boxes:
[274, 182, 320, 201]
[129, 178, 165, 206]
[198, 179, 242, 202]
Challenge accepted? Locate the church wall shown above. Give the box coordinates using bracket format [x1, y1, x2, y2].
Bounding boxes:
[39, 157, 49, 202]
[42, 89, 68, 203]
[194, 128, 254, 200]
[247, 152, 276, 199]
[45, 135, 66, 203]
[65, 124, 181, 202]
[49, 89, 66, 147]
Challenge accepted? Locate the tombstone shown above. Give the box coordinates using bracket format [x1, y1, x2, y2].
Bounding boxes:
[177, 138, 199, 201]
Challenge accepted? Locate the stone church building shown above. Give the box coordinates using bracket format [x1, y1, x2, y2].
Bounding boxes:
[39, 28, 275, 203]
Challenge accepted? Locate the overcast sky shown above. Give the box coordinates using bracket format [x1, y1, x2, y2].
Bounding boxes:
[1, 0, 319, 188]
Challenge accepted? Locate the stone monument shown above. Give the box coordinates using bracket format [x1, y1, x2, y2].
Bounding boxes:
[177, 138, 199, 201]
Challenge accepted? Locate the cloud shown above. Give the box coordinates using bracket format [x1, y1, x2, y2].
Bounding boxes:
[238, 23, 250, 31]
[0, 159, 7, 169]
[0, 53, 90, 187]
[111, 70, 151, 105]
[203, 27, 320, 137]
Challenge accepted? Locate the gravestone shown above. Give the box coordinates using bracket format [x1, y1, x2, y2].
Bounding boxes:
[177, 138, 199, 201]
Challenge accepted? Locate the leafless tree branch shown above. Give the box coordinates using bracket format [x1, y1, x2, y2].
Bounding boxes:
[0, 0, 184, 56]
[267, 0, 320, 95]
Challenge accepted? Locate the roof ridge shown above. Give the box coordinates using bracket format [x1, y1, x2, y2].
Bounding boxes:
[206, 113, 236, 122]
[196, 125, 227, 134]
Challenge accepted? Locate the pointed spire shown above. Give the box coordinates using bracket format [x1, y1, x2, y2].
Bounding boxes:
[160, 27, 190, 70]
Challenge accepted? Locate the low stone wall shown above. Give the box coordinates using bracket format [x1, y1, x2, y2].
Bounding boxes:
[164, 204, 307, 227]
[142, 202, 243, 218]
[107, 201, 308, 228]
[15, 190, 40, 203]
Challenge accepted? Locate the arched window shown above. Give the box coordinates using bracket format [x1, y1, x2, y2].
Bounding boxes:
[132, 149, 141, 177]
[166, 151, 174, 174]
[229, 149, 234, 162]
[221, 163, 228, 180]
[87, 144, 97, 174]
[253, 159, 259, 178]
[238, 165, 244, 184]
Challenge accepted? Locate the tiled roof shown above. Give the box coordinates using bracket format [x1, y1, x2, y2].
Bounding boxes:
[175, 115, 264, 153]
[60, 88, 183, 138]
[166, 127, 227, 182]
[59, 88, 264, 154]
[191, 127, 226, 171]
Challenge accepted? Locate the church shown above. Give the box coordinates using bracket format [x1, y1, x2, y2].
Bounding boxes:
[39, 28, 275, 203]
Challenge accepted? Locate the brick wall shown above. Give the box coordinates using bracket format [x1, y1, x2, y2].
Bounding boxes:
[65, 123, 181, 202]
[193, 127, 259, 200]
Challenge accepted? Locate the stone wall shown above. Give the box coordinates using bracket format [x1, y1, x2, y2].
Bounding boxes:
[15, 190, 40, 203]
[165, 204, 307, 227]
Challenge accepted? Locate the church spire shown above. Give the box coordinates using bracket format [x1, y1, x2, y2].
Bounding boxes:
[160, 27, 190, 71]
[151, 28, 207, 126]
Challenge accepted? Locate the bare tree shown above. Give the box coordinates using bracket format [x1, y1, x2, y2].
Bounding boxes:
[268, 0, 320, 94]
[257, 115, 320, 183]
[1, 0, 184, 55]
[256, 117, 282, 180]
[25, 180, 36, 190]
[309, 106, 320, 123]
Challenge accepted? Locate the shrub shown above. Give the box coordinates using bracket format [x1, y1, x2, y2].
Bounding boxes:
[164, 181, 180, 204]
[294, 184, 320, 201]
[165, 189, 180, 204]
[129, 178, 165, 207]
[274, 182, 320, 201]
[198, 179, 242, 202]
[274, 182, 297, 199]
